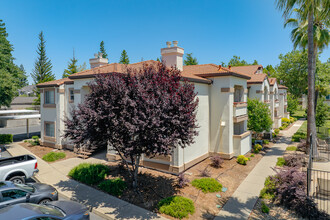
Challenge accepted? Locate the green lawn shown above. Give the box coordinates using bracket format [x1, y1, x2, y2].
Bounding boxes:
[292, 110, 306, 119]
[293, 120, 330, 141]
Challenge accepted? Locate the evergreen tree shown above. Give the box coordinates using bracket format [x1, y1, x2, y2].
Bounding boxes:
[0, 19, 24, 107]
[119, 50, 129, 64]
[78, 62, 87, 72]
[184, 53, 198, 65]
[18, 64, 28, 88]
[99, 41, 108, 59]
[62, 51, 78, 78]
[31, 31, 55, 105]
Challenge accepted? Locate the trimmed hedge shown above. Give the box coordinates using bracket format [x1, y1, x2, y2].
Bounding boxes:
[191, 178, 222, 193]
[42, 152, 66, 162]
[158, 196, 195, 219]
[0, 134, 13, 144]
[68, 163, 110, 185]
[98, 178, 127, 196]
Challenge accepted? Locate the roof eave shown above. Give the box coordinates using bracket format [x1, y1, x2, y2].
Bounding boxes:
[195, 72, 251, 80]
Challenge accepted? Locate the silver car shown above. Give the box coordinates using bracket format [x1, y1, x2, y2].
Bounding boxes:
[0, 181, 58, 208]
[0, 201, 90, 219]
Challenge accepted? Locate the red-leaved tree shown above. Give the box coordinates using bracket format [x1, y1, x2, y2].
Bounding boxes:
[64, 62, 199, 188]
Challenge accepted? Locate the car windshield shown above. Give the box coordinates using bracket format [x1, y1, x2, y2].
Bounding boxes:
[14, 183, 35, 193]
[29, 203, 65, 217]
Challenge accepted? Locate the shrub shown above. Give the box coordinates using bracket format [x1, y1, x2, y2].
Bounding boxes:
[261, 201, 270, 214]
[274, 129, 280, 134]
[28, 136, 40, 146]
[68, 163, 110, 185]
[158, 196, 195, 219]
[178, 172, 190, 188]
[252, 138, 256, 144]
[237, 155, 249, 165]
[279, 126, 284, 130]
[259, 176, 277, 199]
[276, 157, 286, 167]
[0, 134, 13, 144]
[198, 168, 211, 177]
[251, 154, 255, 157]
[284, 154, 304, 168]
[286, 146, 297, 151]
[297, 141, 308, 153]
[42, 152, 66, 162]
[210, 155, 224, 168]
[253, 144, 262, 153]
[98, 178, 127, 196]
[272, 133, 277, 138]
[282, 118, 290, 123]
[290, 117, 295, 123]
[263, 140, 269, 145]
[291, 132, 306, 142]
[282, 122, 288, 128]
[191, 178, 222, 193]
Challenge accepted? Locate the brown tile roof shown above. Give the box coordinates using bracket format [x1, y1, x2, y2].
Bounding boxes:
[68, 60, 212, 84]
[269, 78, 277, 86]
[36, 78, 73, 88]
[230, 65, 263, 75]
[278, 84, 288, 89]
[182, 64, 251, 79]
[247, 73, 267, 84]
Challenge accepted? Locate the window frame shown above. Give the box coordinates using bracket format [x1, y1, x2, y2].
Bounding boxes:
[44, 121, 55, 138]
[43, 88, 56, 108]
[68, 88, 74, 103]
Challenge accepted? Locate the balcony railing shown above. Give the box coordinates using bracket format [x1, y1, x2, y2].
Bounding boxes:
[233, 102, 247, 118]
[275, 99, 279, 103]
[264, 100, 270, 104]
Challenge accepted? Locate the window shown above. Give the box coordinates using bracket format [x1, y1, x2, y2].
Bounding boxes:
[45, 90, 55, 104]
[45, 122, 55, 137]
[234, 121, 245, 135]
[1, 189, 27, 201]
[234, 86, 244, 103]
[69, 89, 74, 102]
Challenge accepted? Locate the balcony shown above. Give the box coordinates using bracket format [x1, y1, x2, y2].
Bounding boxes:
[275, 100, 279, 108]
[264, 100, 270, 104]
[233, 102, 247, 117]
[233, 131, 251, 156]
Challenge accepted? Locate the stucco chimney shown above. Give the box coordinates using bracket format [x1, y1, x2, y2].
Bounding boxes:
[161, 41, 184, 71]
[89, 52, 108, 69]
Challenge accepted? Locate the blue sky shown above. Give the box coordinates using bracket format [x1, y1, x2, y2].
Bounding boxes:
[1, 0, 329, 84]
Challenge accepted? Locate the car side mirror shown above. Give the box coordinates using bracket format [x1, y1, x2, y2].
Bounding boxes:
[26, 193, 31, 202]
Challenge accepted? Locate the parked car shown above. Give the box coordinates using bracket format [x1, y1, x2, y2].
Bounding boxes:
[0, 181, 58, 208]
[0, 201, 90, 219]
[0, 154, 39, 183]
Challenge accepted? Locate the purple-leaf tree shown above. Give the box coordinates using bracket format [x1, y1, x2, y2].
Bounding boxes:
[64, 62, 199, 188]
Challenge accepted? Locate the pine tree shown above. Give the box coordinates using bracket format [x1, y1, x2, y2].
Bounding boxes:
[0, 19, 24, 107]
[18, 64, 28, 88]
[31, 31, 55, 105]
[119, 50, 129, 64]
[184, 53, 198, 66]
[99, 41, 108, 59]
[62, 51, 78, 78]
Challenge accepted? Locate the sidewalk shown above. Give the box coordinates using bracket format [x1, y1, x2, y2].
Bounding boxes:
[215, 120, 305, 220]
[6, 143, 167, 220]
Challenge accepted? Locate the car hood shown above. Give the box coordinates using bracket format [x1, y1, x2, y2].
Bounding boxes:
[47, 200, 88, 216]
[32, 183, 56, 193]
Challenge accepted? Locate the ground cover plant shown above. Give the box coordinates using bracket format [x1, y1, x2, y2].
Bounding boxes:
[276, 157, 286, 167]
[261, 201, 270, 213]
[68, 163, 110, 185]
[177, 172, 190, 188]
[210, 155, 223, 168]
[26, 136, 40, 146]
[158, 196, 195, 219]
[286, 146, 297, 151]
[42, 152, 66, 162]
[98, 178, 127, 196]
[237, 155, 249, 165]
[191, 178, 222, 193]
[253, 144, 262, 153]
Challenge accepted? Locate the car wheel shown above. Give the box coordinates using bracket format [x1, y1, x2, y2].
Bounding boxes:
[39, 199, 51, 204]
[9, 176, 25, 184]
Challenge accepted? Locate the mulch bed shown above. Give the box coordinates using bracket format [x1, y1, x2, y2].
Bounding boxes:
[19, 142, 78, 163]
[102, 143, 273, 220]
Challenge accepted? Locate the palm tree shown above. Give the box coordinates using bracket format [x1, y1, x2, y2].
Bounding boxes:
[285, 6, 330, 111]
[276, 0, 330, 149]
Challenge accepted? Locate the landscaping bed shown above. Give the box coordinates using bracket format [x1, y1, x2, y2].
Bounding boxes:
[68, 143, 273, 219]
[19, 142, 77, 162]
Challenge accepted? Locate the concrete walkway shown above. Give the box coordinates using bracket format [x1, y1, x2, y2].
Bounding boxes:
[6, 143, 167, 220]
[215, 120, 305, 220]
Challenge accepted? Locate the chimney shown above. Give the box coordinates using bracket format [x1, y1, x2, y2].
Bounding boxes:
[89, 52, 108, 69]
[160, 40, 184, 71]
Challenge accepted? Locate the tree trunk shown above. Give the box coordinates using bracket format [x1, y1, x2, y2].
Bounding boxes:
[314, 46, 318, 114]
[132, 155, 141, 190]
[306, 9, 317, 154]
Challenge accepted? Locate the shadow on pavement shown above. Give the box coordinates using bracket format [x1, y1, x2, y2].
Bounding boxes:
[12, 132, 40, 142]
